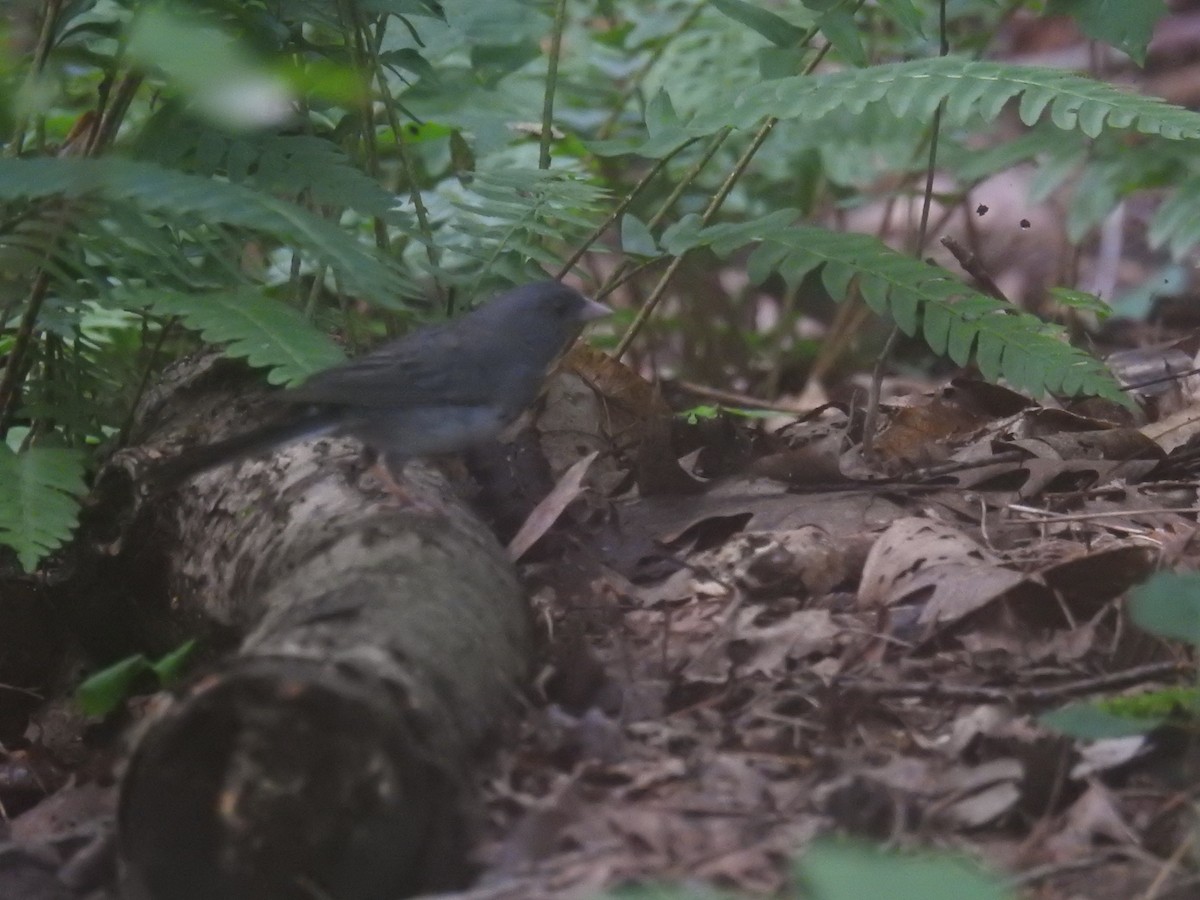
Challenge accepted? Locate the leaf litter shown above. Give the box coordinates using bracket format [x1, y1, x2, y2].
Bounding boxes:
[462, 348, 1200, 899]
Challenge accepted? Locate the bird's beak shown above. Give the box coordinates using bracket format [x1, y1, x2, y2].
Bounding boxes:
[579, 298, 612, 322]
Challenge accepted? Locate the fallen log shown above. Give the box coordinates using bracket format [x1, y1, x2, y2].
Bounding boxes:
[98, 358, 534, 900]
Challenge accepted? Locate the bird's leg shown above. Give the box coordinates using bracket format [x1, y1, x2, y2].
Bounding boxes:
[364, 449, 444, 513]
[360, 447, 415, 505]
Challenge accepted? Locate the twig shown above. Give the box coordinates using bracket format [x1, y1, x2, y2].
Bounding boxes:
[1137, 830, 1196, 900]
[835, 661, 1190, 705]
[941, 234, 1010, 302]
[674, 380, 816, 414]
[557, 139, 699, 281]
[613, 16, 844, 356]
[614, 115, 780, 358]
[1004, 503, 1200, 524]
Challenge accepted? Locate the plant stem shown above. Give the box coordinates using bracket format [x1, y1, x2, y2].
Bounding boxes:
[539, 0, 569, 170]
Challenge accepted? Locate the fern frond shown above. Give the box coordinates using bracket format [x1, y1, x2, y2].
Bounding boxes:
[670, 216, 1127, 404]
[0, 445, 87, 572]
[434, 167, 609, 287]
[1148, 174, 1200, 260]
[122, 288, 347, 386]
[0, 158, 417, 306]
[618, 56, 1200, 157]
[738, 57, 1200, 138]
[139, 117, 398, 217]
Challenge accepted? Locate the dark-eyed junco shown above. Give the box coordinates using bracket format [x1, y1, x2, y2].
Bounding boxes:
[155, 281, 610, 486]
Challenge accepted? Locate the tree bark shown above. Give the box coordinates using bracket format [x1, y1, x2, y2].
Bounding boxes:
[100, 358, 533, 900]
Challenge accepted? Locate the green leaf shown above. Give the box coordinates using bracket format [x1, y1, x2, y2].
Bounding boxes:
[0, 157, 419, 308]
[149, 639, 198, 687]
[679, 219, 1129, 405]
[1040, 701, 1164, 739]
[77, 654, 152, 717]
[127, 289, 346, 386]
[1046, 0, 1167, 66]
[1049, 287, 1112, 320]
[1129, 572, 1200, 645]
[621, 214, 658, 257]
[797, 840, 1010, 900]
[874, 0, 926, 38]
[127, 4, 293, 130]
[812, 4, 867, 67]
[710, 0, 807, 47]
[0, 446, 87, 572]
[667, 57, 1200, 152]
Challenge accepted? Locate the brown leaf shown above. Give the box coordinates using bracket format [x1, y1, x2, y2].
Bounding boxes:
[508, 451, 599, 560]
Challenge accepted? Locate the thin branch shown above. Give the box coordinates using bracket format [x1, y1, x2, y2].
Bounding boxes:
[370, 17, 441, 283]
[615, 115, 779, 359]
[941, 235, 1009, 302]
[557, 137, 700, 281]
[836, 661, 1191, 706]
[539, 0, 569, 170]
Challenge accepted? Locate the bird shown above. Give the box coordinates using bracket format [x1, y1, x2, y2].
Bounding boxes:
[153, 280, 610, 489]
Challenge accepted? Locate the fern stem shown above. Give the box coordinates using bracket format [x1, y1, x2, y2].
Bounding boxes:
[600, 255, 670, 298]
[616, 114, 777, 359]
[557, 137, 699, 282]
[89, 73, 143, 157]
[305, 265, 328, 321]
[863, 0, 949, 460]
[596, 1, 706, 141]
[369, 17, 441, 282]
[613, 19, 841, 357]
[118, 316, 178, 447]
[539, 0, 570, 170]
[9, 0, 64, 157]
[596, 128, 730, 301]
[0, 272, 50, 434]
[339, 0, 390, 257]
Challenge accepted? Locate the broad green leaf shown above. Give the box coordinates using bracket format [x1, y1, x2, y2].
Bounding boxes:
[0, 446, 86, 572]
[1046, 0, 1167, 66]
[1129, 572, 1200, 645]
[77, 655, 152, 717]
[710, 0, 807, 47]
[1041, 701, 1164, 739]
[797, 840, 1010, 900]
[621, 214, 657, 257]
[149, 639, 198, 687]
[76, 640, 199, 716]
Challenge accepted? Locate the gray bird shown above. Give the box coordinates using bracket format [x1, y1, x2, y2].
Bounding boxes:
[156, 281, 610, 486]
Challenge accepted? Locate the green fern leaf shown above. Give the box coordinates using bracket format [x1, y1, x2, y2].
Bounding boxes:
[679, 219, 1128, 405]
[138, 117, 398, 218]
[125, 289, 347, 386]
[770, 58, 1200, 139]
[0, 158, 418, 308]
[1148, 174, 1200, 259]
[433, 167, 608, 289]
[614, 57, 1200, 158]
[0, 446, 87, 572]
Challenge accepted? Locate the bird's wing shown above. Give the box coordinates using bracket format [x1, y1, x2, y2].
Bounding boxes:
[285, 325, 500, 409]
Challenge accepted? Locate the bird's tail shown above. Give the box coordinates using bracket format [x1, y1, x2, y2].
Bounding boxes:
[150, 408, 340, 489]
